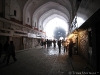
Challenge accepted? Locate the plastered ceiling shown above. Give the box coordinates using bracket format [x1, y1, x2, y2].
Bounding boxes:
[17, 0, 100, 32]
[21, 0, 72, 31]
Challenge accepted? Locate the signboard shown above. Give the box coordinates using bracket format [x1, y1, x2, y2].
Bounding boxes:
[28, 33, 36, 38]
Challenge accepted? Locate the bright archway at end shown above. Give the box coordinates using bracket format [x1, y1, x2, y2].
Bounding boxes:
[43, 17, 69, 40]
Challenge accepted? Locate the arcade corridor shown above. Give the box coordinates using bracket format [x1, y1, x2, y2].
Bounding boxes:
[0, 46, 92, 75]
[0, 0, 100, 74]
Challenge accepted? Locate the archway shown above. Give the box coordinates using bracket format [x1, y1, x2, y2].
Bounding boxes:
[43, 17, 69, 40]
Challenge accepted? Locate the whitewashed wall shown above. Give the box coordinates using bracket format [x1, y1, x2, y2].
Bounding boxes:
[25, 10, 31, 26]
[5, 0, 10, 19]
[10, 0, 22, 21]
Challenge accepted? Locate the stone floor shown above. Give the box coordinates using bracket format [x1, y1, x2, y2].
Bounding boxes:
[0, 45, 94, 75]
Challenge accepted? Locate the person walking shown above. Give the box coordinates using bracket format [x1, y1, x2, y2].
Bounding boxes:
[46, 39, 49, 47]
[6, 41, 17, 64]
[43, 40, 46, 48]
[53, 40, 56, 48]
[3, 41, 9, 62]
[41, 39, 44, 48]
[57, 40, 61, 53]
[63, 41, 68, 53]
[68, 39, 74, 57]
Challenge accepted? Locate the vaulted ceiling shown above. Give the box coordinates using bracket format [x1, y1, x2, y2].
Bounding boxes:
[15, 0, 100, 33]
[18, 0, 75, 31]
[17, 0, 73, 15]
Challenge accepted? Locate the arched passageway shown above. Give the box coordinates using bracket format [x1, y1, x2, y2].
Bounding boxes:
[0, 0, 100, 73]
[43, 16, 69, 40]
[24, 1, 71, 33]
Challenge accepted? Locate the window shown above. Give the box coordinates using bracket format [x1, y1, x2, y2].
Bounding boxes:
[27, 18, 29, 23]
[14, 10, 16, 16]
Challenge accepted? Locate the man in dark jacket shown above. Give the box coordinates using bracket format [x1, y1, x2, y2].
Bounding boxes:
[57, 40, 61, 53]
[68, 39, 74, 57]
[6, 41, 17, 64]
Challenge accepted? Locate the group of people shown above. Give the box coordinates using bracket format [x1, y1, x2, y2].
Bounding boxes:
[41, 38, 74, 57]
[57, 39, 68, 53]
[0, 41, 17, 65]
[41, 39, 53, 48]
[0, 38, 74, 65]
[57, 39, 74, 57]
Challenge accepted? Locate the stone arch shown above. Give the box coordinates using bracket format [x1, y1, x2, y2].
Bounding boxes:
[38, 9, 69, 31]
[43, 15, 69, 32]
[32, 1, 70, 30]
[25, 10, 31, 26]
[23, 0, 32, 25]
[9, 0, 22, 21]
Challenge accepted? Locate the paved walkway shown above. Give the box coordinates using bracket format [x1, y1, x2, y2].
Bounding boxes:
[0, 46, 92, 75]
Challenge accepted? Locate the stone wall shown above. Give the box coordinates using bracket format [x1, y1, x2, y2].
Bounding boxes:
[13, 37, 22, 51]
[78, 29, 89, 61]
[0, 18, 40, 52]
[0, 35, 40, 51]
